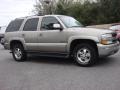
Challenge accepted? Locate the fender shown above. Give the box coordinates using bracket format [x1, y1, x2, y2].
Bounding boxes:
[67, 35, 100, 52]
[9, 37, 26, 50]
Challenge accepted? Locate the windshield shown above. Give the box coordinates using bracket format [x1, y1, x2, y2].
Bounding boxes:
[58, 16, 83, 28]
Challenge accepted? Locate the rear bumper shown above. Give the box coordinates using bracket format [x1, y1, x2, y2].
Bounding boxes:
[4, 43, 9, 50]
[0, 34, 4, 43]
[97, 42, 119, 57]
[0, 38, 5, 45]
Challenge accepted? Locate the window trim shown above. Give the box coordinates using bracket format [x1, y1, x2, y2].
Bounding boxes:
[6, 19, 24, 32]
[40, 16, 64, 31]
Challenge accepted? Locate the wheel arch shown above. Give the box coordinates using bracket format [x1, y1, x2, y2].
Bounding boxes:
[68, 39, 99, 56]
[10, 40, 25, 50]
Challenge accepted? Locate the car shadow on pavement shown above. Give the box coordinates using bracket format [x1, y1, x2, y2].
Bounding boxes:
[26, 54, 116, 67]
[27, 55, 75, 66]
[94, 56, 116, 67]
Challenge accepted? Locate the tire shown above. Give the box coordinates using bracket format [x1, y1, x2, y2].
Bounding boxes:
[73, 43, 98, 67]
[11, 43, 27, 62]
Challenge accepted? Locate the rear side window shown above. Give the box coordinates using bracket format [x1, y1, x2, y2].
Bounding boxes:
[6, 19, 24, 32]
[23, 18, 39, 31]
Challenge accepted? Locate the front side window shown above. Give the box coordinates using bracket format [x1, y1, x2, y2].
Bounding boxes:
[41, 17, 60, 30]
[58, 16, 83, 28]
[6, 19, 24, 32]
[23, 18, 39, 31]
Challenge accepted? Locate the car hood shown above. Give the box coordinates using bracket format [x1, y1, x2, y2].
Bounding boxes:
[66, 27, 114, 37]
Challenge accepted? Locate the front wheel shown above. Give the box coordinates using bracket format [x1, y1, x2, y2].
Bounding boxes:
[12, 44, 27, 62]
[73, 44, 98, 66]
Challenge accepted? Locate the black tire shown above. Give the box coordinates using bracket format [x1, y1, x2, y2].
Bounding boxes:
[11, 43, 27, 62]
[73, 43, 98, 67]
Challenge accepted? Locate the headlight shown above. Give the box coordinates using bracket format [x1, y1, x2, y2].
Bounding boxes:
[101, 33, 114, 45]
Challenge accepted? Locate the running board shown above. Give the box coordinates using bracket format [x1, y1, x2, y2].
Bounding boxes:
[28, 52, 69, 58]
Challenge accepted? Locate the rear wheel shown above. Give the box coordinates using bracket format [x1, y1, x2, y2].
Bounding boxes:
[11, 43, 27, 62]
[73, 43, 98, 66]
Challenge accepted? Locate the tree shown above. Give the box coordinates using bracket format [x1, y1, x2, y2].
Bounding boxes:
[34, 0, 57, 15]
[97, 0, 120, 23]
[34, 0, 120, 25]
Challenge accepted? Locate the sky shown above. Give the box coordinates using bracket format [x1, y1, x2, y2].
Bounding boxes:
[0, 0, 36, 26]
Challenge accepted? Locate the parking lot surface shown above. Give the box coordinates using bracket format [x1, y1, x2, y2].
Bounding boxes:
[0, 45, 120, 90]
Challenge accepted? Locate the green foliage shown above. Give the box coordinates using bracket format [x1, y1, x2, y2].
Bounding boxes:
[35, 0, 120, 25]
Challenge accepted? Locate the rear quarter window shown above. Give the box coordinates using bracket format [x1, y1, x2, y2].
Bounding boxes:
[6, 19, 24, 32]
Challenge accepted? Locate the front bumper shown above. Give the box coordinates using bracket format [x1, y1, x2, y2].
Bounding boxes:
[97, 42, 120, 57]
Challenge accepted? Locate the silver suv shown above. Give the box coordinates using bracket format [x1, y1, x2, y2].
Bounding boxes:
[4, 15, 119, 66]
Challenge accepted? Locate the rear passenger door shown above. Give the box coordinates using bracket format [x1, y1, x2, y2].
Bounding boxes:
[22, 18, 39, 51]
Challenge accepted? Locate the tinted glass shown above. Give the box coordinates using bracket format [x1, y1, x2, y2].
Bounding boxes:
[23, 18, 39, 31]
[6, 19, 23, 32]
[41, 17, 60, 30]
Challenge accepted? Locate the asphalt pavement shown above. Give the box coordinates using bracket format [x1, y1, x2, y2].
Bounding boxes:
[0, 45, 120, 90]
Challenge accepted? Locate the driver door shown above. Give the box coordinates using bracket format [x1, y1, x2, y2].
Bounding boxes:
[37, 16, 68, 52]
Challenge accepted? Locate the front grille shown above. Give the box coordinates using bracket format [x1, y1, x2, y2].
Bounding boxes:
[112, 32, 117, 37]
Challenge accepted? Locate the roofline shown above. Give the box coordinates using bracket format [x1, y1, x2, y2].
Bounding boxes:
[14, 14, 69, 20]
[15, 15, 42, 20]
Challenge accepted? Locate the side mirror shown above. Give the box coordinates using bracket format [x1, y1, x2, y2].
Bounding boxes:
[53, 24, 63, 31]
